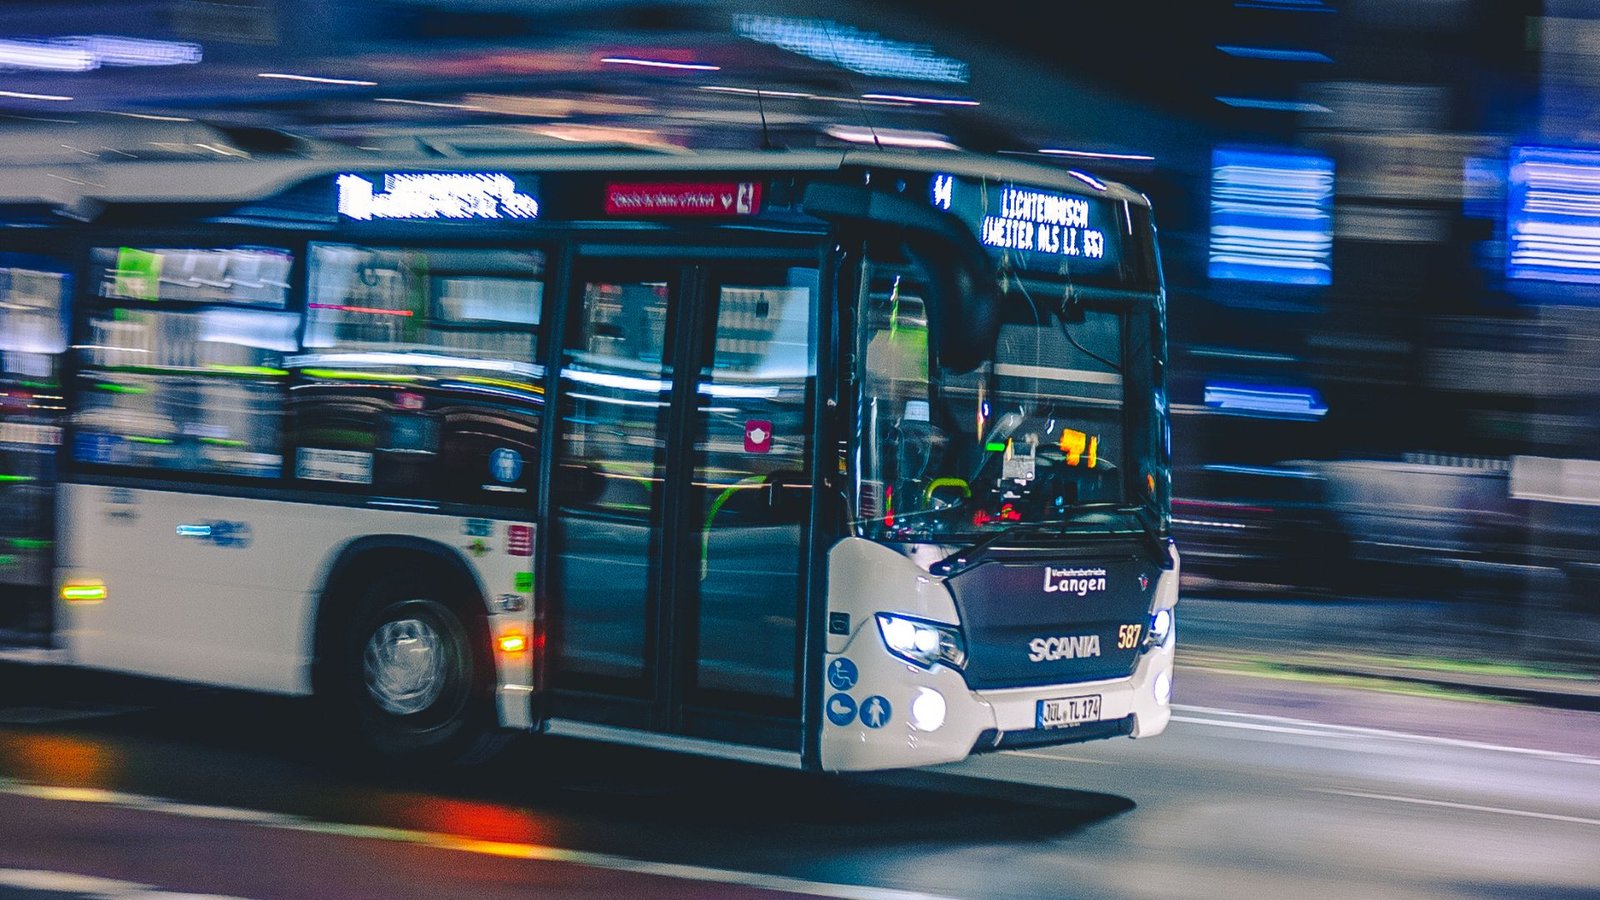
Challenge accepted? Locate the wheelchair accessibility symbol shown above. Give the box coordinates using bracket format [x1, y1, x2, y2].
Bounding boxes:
[827, 657, 858, 691]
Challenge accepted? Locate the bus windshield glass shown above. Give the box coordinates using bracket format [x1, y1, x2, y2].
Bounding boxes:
[856, 269, 1153, 543]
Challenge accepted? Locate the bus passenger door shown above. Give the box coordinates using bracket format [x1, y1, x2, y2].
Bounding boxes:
[546, 255, 816, 754]
[547, 261, 680, 727]
[678, 264, 816, 746]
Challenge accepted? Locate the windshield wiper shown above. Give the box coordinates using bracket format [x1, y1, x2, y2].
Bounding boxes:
[928, 504, 1130, 576]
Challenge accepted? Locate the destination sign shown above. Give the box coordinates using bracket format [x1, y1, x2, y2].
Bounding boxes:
[336, 173, 540, 221]
[930, 173, 1122, 275]
[604, 181, 762, 217]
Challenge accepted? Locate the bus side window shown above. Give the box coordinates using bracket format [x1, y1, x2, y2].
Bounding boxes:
[73, 247, 296, 481]
[291, 244, 545, 505]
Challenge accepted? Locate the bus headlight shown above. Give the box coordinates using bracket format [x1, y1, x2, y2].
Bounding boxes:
[1149, 608, 1174, 647]
[875, 613, 965, 670]
[910, 687, 947, 732]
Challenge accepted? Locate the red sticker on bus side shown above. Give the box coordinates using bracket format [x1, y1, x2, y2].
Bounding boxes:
[506, 524, 533, 557]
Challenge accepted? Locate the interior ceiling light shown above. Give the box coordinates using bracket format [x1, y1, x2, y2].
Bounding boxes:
[258, 73, 377, 86]
[600, 57, 720, 71]
[733, 14, 968, 83]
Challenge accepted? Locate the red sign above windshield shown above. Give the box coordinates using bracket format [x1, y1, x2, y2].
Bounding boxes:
[604, 181, 762, 216]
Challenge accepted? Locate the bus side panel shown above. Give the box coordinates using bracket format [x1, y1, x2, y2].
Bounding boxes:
[55, 484, 534, 716]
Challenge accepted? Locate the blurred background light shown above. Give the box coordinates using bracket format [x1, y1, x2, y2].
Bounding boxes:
[1215, 45, 1332, 64]
[732, 14, 969, 83]
[1203, 381, 1329, 420]
[1506, 145, 1600, 286]
[0, 35, 200, 72]
[1209, 148, 1334, 286]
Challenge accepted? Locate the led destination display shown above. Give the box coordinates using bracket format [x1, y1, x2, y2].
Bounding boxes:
[931, 173, 1123, 276]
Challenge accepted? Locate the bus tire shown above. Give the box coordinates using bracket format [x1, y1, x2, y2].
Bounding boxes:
[320, 574, 498, 766]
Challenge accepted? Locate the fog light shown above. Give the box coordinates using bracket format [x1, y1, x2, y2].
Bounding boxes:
[1153, 669, 1173, 705]
[1150, 608, 1174, 646]
[910, 687, 946, 732]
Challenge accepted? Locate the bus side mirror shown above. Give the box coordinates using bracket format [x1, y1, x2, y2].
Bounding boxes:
[801, 183, 1000, 373]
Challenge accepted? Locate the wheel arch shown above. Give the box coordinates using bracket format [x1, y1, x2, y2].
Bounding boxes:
[308, 535, 492, 695]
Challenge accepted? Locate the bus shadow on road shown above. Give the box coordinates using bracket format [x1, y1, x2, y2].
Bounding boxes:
[0, 675, 1134, 856]
[417, 736, 1138, 854]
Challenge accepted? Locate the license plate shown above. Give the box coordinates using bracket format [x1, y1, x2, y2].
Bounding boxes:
[1036, 694, 1102, 729]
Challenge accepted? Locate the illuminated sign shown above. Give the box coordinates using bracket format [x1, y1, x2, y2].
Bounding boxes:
[604, 182, 762, 216]
[980, 186, 1105, 259]
[932, 174, 1123, 276]
[1507, 146, 1600, 286]
[1203, 382, 1327, 420]
[336, 173, 539, 221]
[1209, 149, 1333, 286]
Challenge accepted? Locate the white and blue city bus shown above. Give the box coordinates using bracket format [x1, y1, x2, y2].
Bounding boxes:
[0, 141, 1177, 771]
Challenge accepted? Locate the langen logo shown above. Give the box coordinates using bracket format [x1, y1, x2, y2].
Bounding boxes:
[1043, 566, 1107, 596]
[1028, 634, 1102, 662]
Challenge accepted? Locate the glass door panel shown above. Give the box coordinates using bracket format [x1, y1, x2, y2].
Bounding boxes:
[549, 267, 675, 695]
[686, 266, 817, 712]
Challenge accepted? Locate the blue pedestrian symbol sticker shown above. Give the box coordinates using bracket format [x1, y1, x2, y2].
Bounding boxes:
[860, 695, 892, 729]
[826, 657, 859, 691]
[825, 693, 857, 726]
[489, 447, 523, 484]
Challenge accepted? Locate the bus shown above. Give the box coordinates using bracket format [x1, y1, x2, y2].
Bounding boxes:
[0, 139, 1177, 772]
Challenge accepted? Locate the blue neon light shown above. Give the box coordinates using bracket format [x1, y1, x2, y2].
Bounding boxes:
[1216, 45, 1332, 63]
[1209, 148, 1333, 286]
[1215, 96, 1332, 113]
[1507, 146, 1600, 286]
[1203, 382, 1328, 420]
[732, 15, 968, 83]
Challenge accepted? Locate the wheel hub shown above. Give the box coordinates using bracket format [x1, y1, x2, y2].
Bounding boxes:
[363, 616, 448, 716]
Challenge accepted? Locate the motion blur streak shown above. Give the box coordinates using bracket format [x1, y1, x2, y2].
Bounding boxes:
[1508, 146, 1600, 283]
[1209, 149, 1334, 285]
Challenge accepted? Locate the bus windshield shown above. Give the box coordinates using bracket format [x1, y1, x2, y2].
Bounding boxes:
[856, 268, 1157, 544]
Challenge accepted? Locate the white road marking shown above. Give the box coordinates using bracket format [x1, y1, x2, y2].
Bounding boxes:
[0, 867, 248, 899]
[1315, 789, 1600, 828]
[0, 779, 951, 900]
[1172, 704, 1600, 767]
[1002, 751, 1114, 765]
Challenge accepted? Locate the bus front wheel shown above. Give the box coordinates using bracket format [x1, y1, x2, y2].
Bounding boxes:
[322, 581, 496, 765]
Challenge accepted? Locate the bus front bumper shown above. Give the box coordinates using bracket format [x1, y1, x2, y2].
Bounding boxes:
[819, 637, 1174, 772]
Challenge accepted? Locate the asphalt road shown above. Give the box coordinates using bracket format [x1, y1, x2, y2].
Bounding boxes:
[0, 660, 1596, 900]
